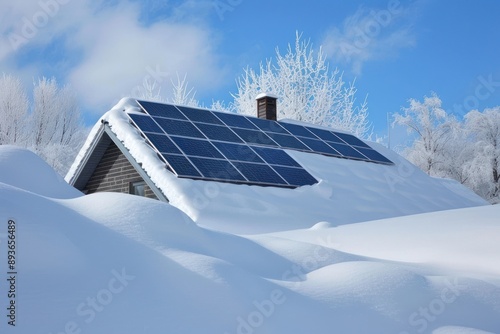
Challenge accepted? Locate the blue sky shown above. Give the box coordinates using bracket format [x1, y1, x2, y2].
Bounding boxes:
[1, 0, 500, 146]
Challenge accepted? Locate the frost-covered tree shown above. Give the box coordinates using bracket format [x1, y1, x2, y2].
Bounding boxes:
[136, 73, 199, 107]
[30, 77, 86, 175]
[31, 78, 83, 147]
[0, 74, 29, 145]
[464, 107, 500, 203]
[170, 74, 199, 107]
[438, 119, 475, 183]
[137, 76, 165, 103]
[0, 75, 86, 175]
[394, 93, 453, 175]
[231, 32, 370, 138]
[210, 99, 231, 113]
[395, 92, 500, 204]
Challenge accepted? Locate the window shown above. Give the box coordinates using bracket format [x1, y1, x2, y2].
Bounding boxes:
[129, 181, 146, 197]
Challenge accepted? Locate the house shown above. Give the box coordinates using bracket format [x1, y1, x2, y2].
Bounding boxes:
[66, 96, 487, 233]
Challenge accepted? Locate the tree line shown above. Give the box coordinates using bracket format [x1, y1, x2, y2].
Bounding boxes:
[0, 74, 87, 175]
[394, 93, 499, 203]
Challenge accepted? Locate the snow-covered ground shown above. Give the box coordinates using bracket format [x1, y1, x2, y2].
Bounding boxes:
[1, 145, 499, 333]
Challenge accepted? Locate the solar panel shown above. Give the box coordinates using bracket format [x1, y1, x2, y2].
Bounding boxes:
[138, 100, 187, 120]
[251, 146, 301, 167]
[306, 127, 343, 143]
[326, 142, 366, 160]
[265, 133, 310, 151]
[129, 114, 164, 134]
[272, 166, 317, 187]
[162, 154, 201, 177]
[129, 100, 393, 188]
[154, 117, 205, 139]
[213, 111, 259, 130]
[333, 132, 371, 148]
[354, 147, 393, 164]
[212, 142, 264, 163]
[299, 138, 342, 156]
[279, 122, 318, 139]
[193, 123, 243, 143]
[232, 162, 288, 185]
[188, 157, 246, 181]
[146, 133, 182, 154]
[170, 136, 224, 159]
[248, 117, 290, 134]
[178, 106, 224, 125]
[230, 127, 277, 146]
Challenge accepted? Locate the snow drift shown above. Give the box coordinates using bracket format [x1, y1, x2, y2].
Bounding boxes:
[0, 146, 499, 334]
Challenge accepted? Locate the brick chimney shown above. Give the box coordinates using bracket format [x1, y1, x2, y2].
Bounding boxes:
[256, 93, 278, 120]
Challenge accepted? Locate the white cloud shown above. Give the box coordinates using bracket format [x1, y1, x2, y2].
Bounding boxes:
[67, 2, 225, 113]
[322, 3, 417, 75]
[0, 1, 89, 60]
[0, 1, 227, 115]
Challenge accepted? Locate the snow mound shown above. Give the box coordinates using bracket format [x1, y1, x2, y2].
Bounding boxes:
[0, 145, 81, 199]
[310, 221, 333, 229]
[1, 143, 499, 334]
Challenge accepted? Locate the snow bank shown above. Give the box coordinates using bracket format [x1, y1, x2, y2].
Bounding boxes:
[0, 145, 81, 199]
[1, 147, 499, 333]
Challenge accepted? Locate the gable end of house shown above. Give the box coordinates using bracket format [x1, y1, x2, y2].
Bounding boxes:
[69, 122, 168, 202]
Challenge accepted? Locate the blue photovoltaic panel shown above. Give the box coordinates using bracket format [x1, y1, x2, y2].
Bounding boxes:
[299, 138, 342, 156]
[188, 157, 246, 181]
[214, 112, 259, 130]
[324, 132, 345, 144]
[307, 127, 344, 143]
[131, 100, 392, 188]
[212, 142, 264, 163]
[194, 123, 243, 143]
[162, 154, 201, 177]
[248, 117, 290, 134]
[129, 114, 164, 134]
[265, 133, 310, 151]
[230, 127, 277, 146]
[178, 106, 224, 125]
[279, 122, 318, 139]
[333, 132, 371, 148]
[146, 133, 181, 154]
[354, 147, 393, 164]
[154, 117, 205, 139]
[138, 100, 187, 120]
[170, 136, 224, 159]
[272, 166, 317, 186]
[327, 142, 366, 160]
[232, 162, 288, 185]
[251, 146, 301, 167]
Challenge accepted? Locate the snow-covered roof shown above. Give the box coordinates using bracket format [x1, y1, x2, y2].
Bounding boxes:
[66, 98, 488, 234]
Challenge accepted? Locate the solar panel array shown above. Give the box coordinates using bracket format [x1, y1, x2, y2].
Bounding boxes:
[127, 100, 392, 188]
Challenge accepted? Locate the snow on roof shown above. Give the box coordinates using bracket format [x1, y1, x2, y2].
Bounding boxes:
[255, 92, 278, 99]
[66, 98, 488, 234]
